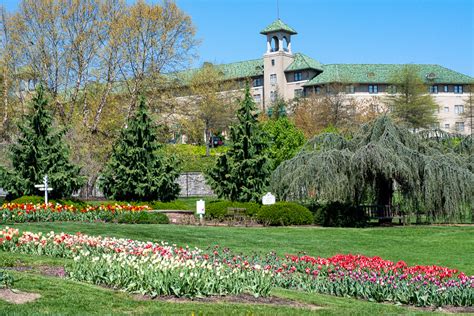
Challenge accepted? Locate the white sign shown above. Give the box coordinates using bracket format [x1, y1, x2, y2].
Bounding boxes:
[196, 200, 205, 215]
[262, 192, 276, 205]
[35, 175, 53, 204]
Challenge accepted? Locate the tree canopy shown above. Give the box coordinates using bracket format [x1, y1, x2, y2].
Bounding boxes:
[386, 65, 439, 129]
[206, 84, 270, 202]
[99, 97, 181, 202]
[271, 115, 473, 221]
[0, 85, 84, 199]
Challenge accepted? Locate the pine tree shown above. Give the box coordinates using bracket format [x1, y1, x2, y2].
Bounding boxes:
[206, 84, 270, 202]
[99, 97, 181, 202]
[386, 65, 439, 130]
[0, 84, 84, 199]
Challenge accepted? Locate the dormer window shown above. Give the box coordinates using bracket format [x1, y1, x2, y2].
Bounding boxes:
[294, 72, 302, 81]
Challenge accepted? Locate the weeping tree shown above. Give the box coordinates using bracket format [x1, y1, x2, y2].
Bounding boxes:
[271, 115, 474, 222]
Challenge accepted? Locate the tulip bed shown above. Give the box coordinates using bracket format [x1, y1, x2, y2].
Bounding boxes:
[0, 203, 152, 224]
[0, 227, 472, 307]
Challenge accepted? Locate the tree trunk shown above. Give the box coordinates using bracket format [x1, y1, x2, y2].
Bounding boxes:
[375, 176, 393, 224]
[205, 124, 210, 157]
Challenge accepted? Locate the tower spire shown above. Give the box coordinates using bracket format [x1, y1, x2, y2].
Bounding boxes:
[277, 0, 280, 19]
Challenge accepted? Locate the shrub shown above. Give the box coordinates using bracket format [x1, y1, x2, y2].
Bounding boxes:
[150, 200, 190, 210]
[313, 202, 367, 227]
[9, 195, 44, 204]
[205, 201, 261, 220]
[257, 202, 313, 226]
[116, 211, 169, 224]
[0, 270, 14, 289]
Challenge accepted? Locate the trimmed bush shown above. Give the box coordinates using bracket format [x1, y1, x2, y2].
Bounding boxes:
[257, 202, 313, 226]
[150, 200, 190, 210]
[313, 201, 367, 227]
[116, 212, 169, 224]
[205, 201, 262, 220]
[9, 195, 45, 204]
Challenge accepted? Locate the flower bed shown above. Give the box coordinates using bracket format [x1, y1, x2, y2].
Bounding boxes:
[0, 203, 156, 224]
[0, 227, 472, 306]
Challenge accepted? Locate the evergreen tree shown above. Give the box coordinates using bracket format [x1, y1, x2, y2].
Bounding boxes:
[0, 85, 84, 199]
[99, 97, 180, 202]
[386, 65, 439, 130]
[206, 84, 270, 202]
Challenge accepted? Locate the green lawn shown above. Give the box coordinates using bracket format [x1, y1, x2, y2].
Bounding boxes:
[1, 223, 472, 315]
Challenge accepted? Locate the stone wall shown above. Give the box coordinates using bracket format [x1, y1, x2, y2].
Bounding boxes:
[177, 172, 215, 197]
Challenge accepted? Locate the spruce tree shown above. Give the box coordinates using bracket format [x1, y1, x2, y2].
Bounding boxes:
[0, 84, 84, 199]
[206, 84, 270, 202]
[99, 97, 181, 202]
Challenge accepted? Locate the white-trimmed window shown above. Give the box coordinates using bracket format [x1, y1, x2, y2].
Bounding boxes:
[444, 123, 450, 129]
[253, 78, 263, 87]
[270, 74, 277, 85]
[270, 91, 276, 102]
[429, 85, 438, 94]
[443, 85, 449, 93]
[454, 85, 463, 94]
[368, 85, 378, 94]
[454, 105, 464, 114]
[444, 106, 449, 113]
[253, 94, 261, 103]
[346, 85, 355, 94]
[294, 89, 303, 98]
[455, 122, 465, 132]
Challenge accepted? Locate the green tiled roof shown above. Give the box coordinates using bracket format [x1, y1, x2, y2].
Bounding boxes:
[304, 64, 473, 86]
[170, 59, 264, 83]
[286, 53, 323, 72]
[260, 19, 297, 35]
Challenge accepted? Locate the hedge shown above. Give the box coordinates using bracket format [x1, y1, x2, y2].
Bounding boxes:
[257, 202, 313, 226]
[205, 201, 261, 220]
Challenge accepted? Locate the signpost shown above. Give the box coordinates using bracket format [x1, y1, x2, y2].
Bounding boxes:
[35, 175, 53, 204]
[262, 192, 276, 205]
[196, 199, 205, 225]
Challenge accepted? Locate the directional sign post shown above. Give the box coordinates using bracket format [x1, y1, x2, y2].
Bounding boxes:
[35, 175, 53, 204]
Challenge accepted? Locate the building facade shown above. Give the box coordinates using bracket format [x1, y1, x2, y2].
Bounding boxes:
[192, 19, 472, 135]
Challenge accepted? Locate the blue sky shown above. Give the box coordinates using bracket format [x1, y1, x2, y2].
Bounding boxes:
[3, 0, 473, 76]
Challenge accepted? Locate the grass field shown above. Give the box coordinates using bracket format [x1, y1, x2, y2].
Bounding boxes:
[1, 223, 472, 315]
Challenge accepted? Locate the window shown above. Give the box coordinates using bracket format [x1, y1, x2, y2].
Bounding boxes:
[455, 122, 465, 132]
[444, 106, 449, 113]
[431, 122, 440, 129]
[346, 85, 355, 94]
[429, 85, 438, 94]
[271, 59, 275, 66]
[294, 72, 302, 81]
[253, 77, 263, 87]
[443, 85, 449, 93]
[253, 94, 261, 103]
[454, 85, 463, 94]
[315, 86, 321, 94]
[368, 85, 378, 94]
[270, 91, 276, 102]
[270, 74, 277, 85]
[294, 89, 303, 98]
[454, 105, 464, 114]
[444, 123, 450, 129]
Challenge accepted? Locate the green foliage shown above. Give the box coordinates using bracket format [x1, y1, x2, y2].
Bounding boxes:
[272, 115, 474, 222]
[99, 97, 181, 202]
[164, 144, 228, 172]
[206, 84, 271, 202]
[9, 195, 45, 204]
[257, 202, 313, 226]
[311, 201, 367, 227]
[116, 212, 169, 224]
[150, 200, 190, 210]
[205, 200, 261, 220]
[0, 270, 15, 289]
[386, 65, 439, 129]
[261, 117, 306, 170]
[0, 85, 84, 199]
